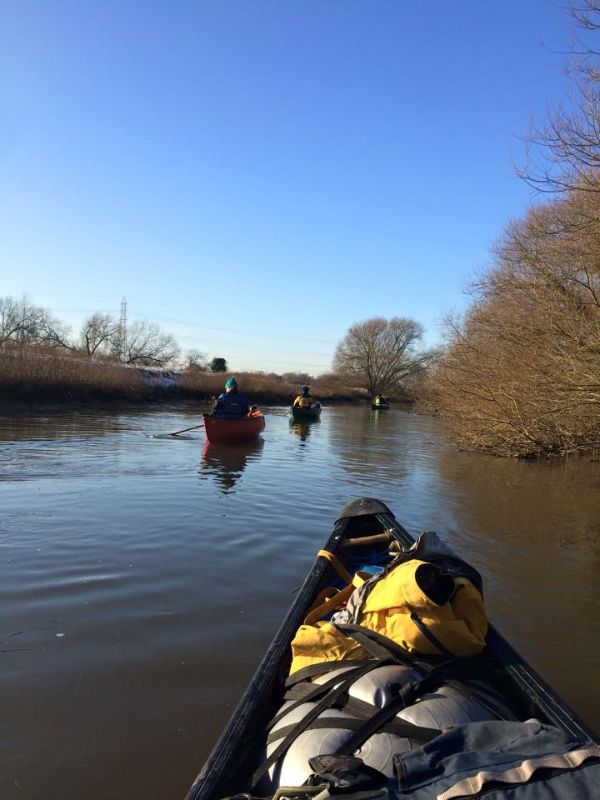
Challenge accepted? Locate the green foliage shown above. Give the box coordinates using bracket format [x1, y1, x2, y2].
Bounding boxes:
[210, 357, 227, 373]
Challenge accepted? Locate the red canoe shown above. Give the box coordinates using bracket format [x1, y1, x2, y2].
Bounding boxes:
[203, 412, 266, 444]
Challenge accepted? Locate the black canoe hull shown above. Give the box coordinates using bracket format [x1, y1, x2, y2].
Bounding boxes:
[185, 497, 597, 800]
[290, 405, 321, 421]
[371, 404, 390, 410]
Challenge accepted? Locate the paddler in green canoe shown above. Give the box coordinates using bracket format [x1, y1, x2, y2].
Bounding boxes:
[292, 386, 315, 409]
[373, 392, 387, 408]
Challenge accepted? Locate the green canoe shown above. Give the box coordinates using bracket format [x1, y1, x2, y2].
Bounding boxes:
[290, 403, 322, 421]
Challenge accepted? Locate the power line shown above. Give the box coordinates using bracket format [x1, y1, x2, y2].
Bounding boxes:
[171, 330, 333, 359]
[229, 357, 331, 370]
[47, 303, 335, 371]
[53, 306, 338, 346]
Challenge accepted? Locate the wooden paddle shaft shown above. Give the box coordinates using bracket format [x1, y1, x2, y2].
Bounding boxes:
[339, 532, 392, 549]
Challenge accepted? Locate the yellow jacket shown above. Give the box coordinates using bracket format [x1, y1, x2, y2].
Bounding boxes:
[293, 395, 312, 408]
[290, 559, 487, 674]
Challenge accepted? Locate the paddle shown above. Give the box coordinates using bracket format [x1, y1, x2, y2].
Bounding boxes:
[168, 424, 204, 436]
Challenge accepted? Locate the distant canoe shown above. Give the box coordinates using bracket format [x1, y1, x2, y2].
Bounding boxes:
[371, 403, 390, 410]
[203, 412, 265, 444]
[290, 403, 321, 421]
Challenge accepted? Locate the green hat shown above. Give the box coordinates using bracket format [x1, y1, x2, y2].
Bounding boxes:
[225, 377, 237, 390]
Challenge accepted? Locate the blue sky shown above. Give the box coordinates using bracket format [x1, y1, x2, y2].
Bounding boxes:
[1, 1, 573, 374]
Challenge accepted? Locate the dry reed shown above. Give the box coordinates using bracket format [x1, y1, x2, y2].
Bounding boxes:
[0, 346, 366, 405]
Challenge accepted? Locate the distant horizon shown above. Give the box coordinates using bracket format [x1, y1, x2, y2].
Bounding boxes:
[14, 296, 345, 374]
[2, 1, 573, 373]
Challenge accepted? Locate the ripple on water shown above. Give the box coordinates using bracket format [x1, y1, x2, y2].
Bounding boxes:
[1, 405, 599, 800]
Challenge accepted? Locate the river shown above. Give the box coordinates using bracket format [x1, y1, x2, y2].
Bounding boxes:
[1, 404, 599, 799]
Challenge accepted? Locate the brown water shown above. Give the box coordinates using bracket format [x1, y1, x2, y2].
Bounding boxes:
[2, 404, 599, 799]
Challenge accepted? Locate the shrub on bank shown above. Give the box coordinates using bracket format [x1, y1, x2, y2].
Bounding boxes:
[418, 8, 600, 459]
[426, 186, 600, 458]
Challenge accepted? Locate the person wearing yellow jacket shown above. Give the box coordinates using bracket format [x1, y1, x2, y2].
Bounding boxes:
[293, 386, 314, 409]
[290, 557, 487, 674]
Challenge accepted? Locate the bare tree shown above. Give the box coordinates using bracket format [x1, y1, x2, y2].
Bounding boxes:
[0, 298, 185, 372]
[314, 371, 350, 386]
[36, 315, 72, 349]
[432, 193, 600, 456]
[333, 317, 429, 395]
[519, 2, 600, 198]
[0, 296, 72, 349]
[429, 2, 600, 457]
[0, 297, 29, 345]
[282, 372, 313, 384]
[185, 349, 208, 371]
[121, 321, 180, 367]
[79, 313, 118, 357]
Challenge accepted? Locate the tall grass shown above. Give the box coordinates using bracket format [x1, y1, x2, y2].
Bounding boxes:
[0, 345, 154, 403]
[178, 370, 367, 403]
[0, 345, 366, 405]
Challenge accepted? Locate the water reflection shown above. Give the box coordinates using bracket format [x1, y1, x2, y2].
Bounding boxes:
[370, 406, 392, 430]
[0, 410, 138, 482]
[326, 406, 411, 483]
[431, 447, 600, 558]
[200, 438, 265, 493]
[289, 418, 319, 442]
[426, 444, 600, 728]
[0, 409, 128, 442]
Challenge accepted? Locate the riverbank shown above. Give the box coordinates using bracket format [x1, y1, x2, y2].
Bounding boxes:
[0, 348, 367, 407]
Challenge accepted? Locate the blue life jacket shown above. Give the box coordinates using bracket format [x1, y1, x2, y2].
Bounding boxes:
[216, 392, 248, 417]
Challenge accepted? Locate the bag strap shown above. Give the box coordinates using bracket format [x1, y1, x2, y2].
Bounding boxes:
[409, 612, 455, 658]
[303, 583, 355, 625]
[303, 559, 368, 625]
[334, 623, 429, 666]
[316, 549, 353, 584]
[268, 716, 440, 746]
[441, 677, 513, 721]
[251, 660, 393, 788]
[334, 660, 452, 757]
[267, 664, 374, 732]
[285, 659, 377, 687]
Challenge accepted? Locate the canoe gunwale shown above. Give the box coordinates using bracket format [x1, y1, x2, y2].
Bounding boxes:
[185, 502, 597, 800]
[186, 519, 347, 800]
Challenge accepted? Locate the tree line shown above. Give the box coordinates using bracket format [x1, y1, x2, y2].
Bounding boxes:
[0, 296, 434, 391]
[326, 3, 600, 456]
[427, 1, 600, 456]
[0, 297, 231, 371]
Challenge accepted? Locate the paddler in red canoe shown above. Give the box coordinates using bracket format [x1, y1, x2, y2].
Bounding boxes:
[212, 376, 251, 418]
